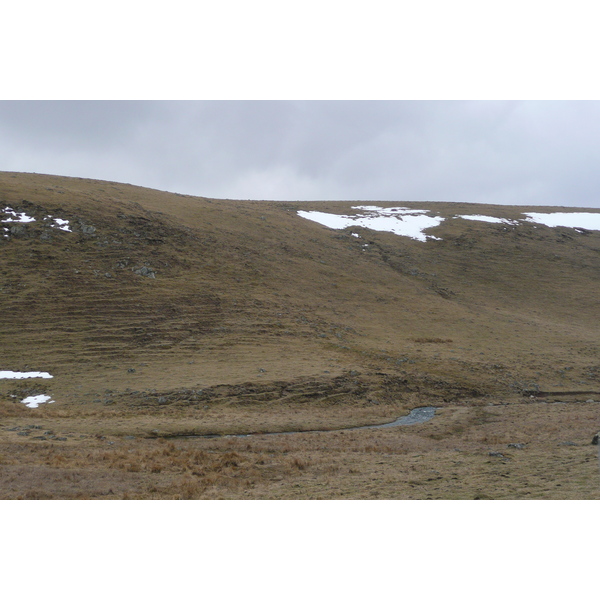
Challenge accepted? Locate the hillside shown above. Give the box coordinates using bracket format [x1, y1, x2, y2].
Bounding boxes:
[1, 171, 599, 499]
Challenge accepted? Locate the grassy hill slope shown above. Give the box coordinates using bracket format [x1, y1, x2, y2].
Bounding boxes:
[1, 172, 599, 499]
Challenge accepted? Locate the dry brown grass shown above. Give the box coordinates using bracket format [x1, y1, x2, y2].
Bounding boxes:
[1, 172, 599, 499]
[0, 399, 598, 499]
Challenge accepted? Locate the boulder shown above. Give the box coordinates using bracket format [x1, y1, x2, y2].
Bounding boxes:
[10, 225, 28, 238]
[80, 224, 96, 235]
[133, 266, 156, 278]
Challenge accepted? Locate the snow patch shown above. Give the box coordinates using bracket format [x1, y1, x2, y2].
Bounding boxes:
[457, 214, 517, 225]
[298, 206, 444, 242]
[522, 212, 600, 231]
[1, 208, 72, 234]
[456, 211, 600, 231]
[21, 395, 53, 408]
[52, 218, 71, 231]
[0, 371, 53, 379]
[44, 215, 72, 231]
[1, 208, 35, 223]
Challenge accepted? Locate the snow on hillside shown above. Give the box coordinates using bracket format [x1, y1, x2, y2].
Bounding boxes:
[297, 206, 444, 242]
[44, 216, 72, 231]
[1, 207, 72, 237]
[0, 371, 53, 379]
[298, 206, 600, 240]
[0, 208, 35, 223]
[457, 215, 518, 225]
[21, 395, 53, 408]
[523, 212, 600, 230]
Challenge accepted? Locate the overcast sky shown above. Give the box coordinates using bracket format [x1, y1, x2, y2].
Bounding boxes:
[1, 100, 599, 208]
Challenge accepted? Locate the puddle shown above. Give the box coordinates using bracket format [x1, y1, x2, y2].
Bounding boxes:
[0, 371, 53, 379]
[21, 395, 54, 408]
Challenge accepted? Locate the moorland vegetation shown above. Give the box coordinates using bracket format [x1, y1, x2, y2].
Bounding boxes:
[1, 171, 599, 499]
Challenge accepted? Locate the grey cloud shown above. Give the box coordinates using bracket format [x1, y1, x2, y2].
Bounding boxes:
[0, 101, 154, 150]
[0, 100, 599, 207]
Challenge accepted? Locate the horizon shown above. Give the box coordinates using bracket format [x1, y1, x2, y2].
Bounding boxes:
[2, 101, 600, 209]
[4, 167, 600, 212]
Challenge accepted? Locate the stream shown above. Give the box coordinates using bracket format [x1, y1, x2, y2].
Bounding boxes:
[349, 406, 437, 430]
[171, 406, 438, 439]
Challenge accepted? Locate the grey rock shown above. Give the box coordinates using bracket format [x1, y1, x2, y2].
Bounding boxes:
[133, 266, 156, 278]
[559, 441, 577, 446]
[488, 451, 504, 457]
[10, 225, 28, 237]
[508, 443, 526, 449]
[158, 397, 169, 405]
[17, 431, 30, 436]
[127, 368, 136, 373]
[592, 433, 599, 445]
[55, 437, 68, 441]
